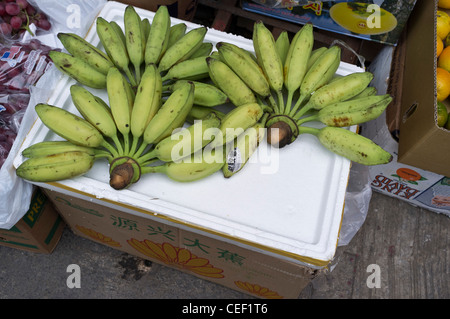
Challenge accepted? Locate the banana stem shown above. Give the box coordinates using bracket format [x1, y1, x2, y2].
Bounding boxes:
[276, 90, 284, 115]
[101, 140, 120, 158]
[128, 135, 140, 158]
[111, 134, 124, 156]
[94, 152, 113, 162]
[124, 67, 137, 87]
[134, 63, 141, 84]
[267, 94, 279, 113]
[137, 149, 157, 164]
[290, 93, 307, 117]
[260, 112, 270, 127]
[293, 102, 314, 121]
[134, 141, 149, 158]
[141, 164, 166, 175]
[298, 126, 320, 136]
[123, 133, 130, 156]
[140, 158, 160, 167]
[296, 114, 319, 126]
[284, 90, 294, 115]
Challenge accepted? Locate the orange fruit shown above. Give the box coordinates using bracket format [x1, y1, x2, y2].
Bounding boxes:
[437, 10, 450, 40]
[437, 101, 449, 126]
[439, 0, 450, 9]
[436, 67, 450, 101]
[438, 46, 450, 71]
[438, 36, 444, 57]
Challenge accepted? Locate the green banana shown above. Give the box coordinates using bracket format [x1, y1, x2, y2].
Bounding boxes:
[210, 102, 264, 148]
[186, 106, 226, 124]
[21, 141, 99, 158]
[158, 26, 207, 72]
[130, 63, 162, 155]
[222, 121, 265, 178]
[167, 80, 229, 107]
[253, 21, 284, 109]
[206, 57, 257, 107]
[138, 112, 221, 163]
[167, 23, 187, 48]
[217, 41, 270, 98]
[297, 94, 393, 127]
[275, 30, 290, 65]
[124, 5, 145, 83]
[161, 56, 210, 82]
[294, 71, 374, 120]
[306, 47, 327, 70]
[96, 17, 136, 86]
[110, 21, 126, 47]
[347, 86, 377, 100]
[290, 45, 341, 117]
[283, 23, 314, 114]
[189, 42, 213, 59]
[142, 81, 195, 146]
[35, 103, 117, 155]
[57, 32, 114, 75]
[141, 148, 225, 183]
[48, 51, 107, 89]
[141, 18, 151, 48]
[106, 67, 134, 154]
[300, 126, 392, 166]
[16, 151, 95, 183]
[70, 85, 118, 138]
[145, 5, 170, 65]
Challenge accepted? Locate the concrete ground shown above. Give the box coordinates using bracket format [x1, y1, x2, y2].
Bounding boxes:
[0, 191, 448, 299]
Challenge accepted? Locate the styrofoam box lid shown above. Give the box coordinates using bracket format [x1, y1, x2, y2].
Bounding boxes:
[14, 1, 364, 267]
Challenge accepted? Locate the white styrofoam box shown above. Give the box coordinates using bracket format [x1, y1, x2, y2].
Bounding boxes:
[14, 1, 365, 267]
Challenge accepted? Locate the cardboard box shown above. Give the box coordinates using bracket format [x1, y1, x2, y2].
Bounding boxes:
[44, 188, 317, 299]
[396, 0, 450, 177]
[112, 0, 198, 21]
[0, 187, 65, 253]
[13, 1, 364, 297]
[241, 0, 417, 46]
[361, 4, 450, 217]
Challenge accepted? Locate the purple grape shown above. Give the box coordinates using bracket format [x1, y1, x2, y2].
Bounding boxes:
[10, 16, 22, 30]
[5, 3, 20, 16]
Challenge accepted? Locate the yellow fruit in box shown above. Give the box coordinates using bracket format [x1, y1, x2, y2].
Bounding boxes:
[439, 0, 450, 10]
[437, 10, 450, 40]
[437, 36, 444, 57]
[436, 67, 450, 102]
[438, 46, 450, 72]
[437, 101, 449, 127]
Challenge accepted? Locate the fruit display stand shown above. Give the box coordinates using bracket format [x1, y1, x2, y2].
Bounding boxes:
[361, 0, 450, 217]
[13, 1, 366, 298]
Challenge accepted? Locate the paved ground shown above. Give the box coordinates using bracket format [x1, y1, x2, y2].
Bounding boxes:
[1, 191, 448, 299]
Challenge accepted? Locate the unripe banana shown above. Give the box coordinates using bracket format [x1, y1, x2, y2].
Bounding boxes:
[16, 151, 95, 183]
[22, 141, 98, 158]
[141, 148, 225, 183]
[316, 94, 392, 127]
[145, 5, 170, 65]
[57, 32, 114, 75]
[347, 86, 377, 100]
[306, 47, 327, 70]
[131, 64, 162, 139]
[301, 126, 392, 166]
[223, 121, 265, 178]
[141, 18, 151, 47]
[48, 51, 107, 89]
[161, 56, 210, 82]
[139, 112, 221, 163]
[295, 71, 374, 120]
[217, 42, 270, 98]
[124, 5, 145, 83]
[253, 21, 284, 93]
[107, 67, 134, 153]
[143, 81, 195, 145]
[96, 17, 135, 86]
[210, 102, 264, 148]
[290, 45, 341, 116]
[35, 103, 106, 149]
[167, 23, 187, 48]
[283, 23, 314, 113]
[186, 106, 226, 124]
[168, 80, 229, 107]
[275, 30, 290, 65]
[189, 42, 213, 59]
[110, 21, 126, 47]
[158, 26, 207, 72]
[70, 85, 118, 139]
[206, 57, 257, 107]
